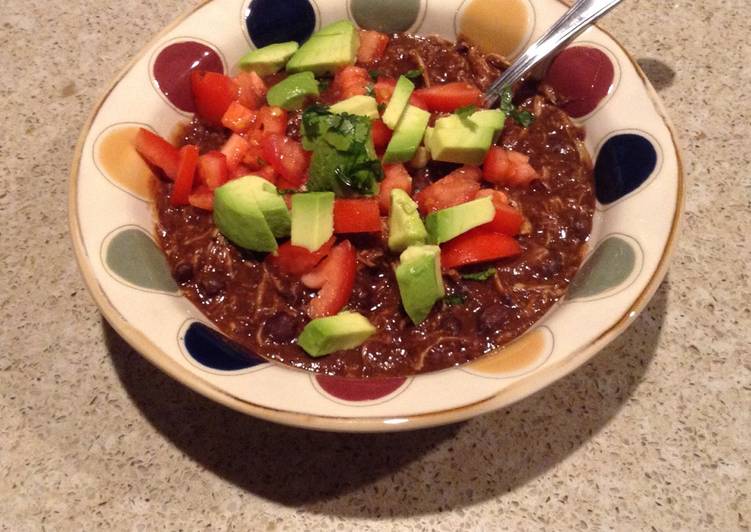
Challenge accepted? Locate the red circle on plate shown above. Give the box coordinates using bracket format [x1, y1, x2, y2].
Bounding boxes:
[152, 41, 224, 113]
[315, 375, 407, 402]
[545, 46, 614, 118]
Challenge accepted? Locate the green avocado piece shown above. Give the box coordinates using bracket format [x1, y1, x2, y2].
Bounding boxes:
[237, 41, 299, 76]
[427, 124, 495, 165]
[434, 109, 506, 132]
[286, 21, 359, 76]
[383, 105, 431, 164]
[424, 196, 495, 244]
[297, 312, 377, 357]
[388, 188, 427, 252]
[213, 177, 280, 252]
[290, 192, 335, 252]
[395, 245, 445, 324]
[329, 95, 380, 119]
[233, 175, 291, 238]
[381, 75, 415, 129]
[266, 71, 319, 111]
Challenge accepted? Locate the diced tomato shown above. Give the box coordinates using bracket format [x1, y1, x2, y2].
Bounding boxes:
[171, 144, 200, 206]
[241, 129, 266, 170]
[188, 185, 214, 211]
[196, 151, 228, 189]
[266, 237, 335, 277]
[475, 188, 509, 209]
[230, 163, 252, 180]
[133, 128, 179, 180]
[416, 165, 482, 214]
[357, 30, 390, 63]
[221, 101, 255, 133]
[301, 240, 357, 318]
[261, 134, 310, 189]
[409, 92, 430, 111]
[482, 147, 539, 187]
[256, 105, 288, 135]
[413, 82, 483, 112]
[255, 164, 278, 185]
[333, 66, 370, 99]
[486, 203, 524, 236]
[221, 133, 251, 172]
[371, 119, 392, 153]
[374, 76, 396, 105]
[233, 71, 267, 109]
[378, 163, 413, 213]
[334, 199, 382, 233]
[191, 71, 238, 126]
[441, 227, 522, 270]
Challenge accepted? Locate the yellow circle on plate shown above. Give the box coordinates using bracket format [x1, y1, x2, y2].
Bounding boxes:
[458, 0, 532, 58]
[97, 125, 155, 201]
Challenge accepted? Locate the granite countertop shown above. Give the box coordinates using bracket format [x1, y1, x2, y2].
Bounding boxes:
[2, 0, 749, 529]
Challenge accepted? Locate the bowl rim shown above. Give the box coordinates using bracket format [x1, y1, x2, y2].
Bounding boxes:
[68, 0, 684, 432]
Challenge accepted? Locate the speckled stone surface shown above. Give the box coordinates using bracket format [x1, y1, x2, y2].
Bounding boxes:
[1, 0, 749, 530]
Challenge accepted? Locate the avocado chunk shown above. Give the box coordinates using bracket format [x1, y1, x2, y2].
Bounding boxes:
[238, 41, 299, 76]
[286, 21, 359, 76]
[329, 95, 379, 119]
[434, 109, 506, 132]
[425, 196, 495, 244]
[395, 245, 445, 324]
[383, 105, 431, 164]
[427, 124, 495, 165]
[266, 71, 319, 111]
[213, 177, 282, 252]
[388, 189, 427, 252]
[297, 312, 377, 357]
[290, 192, 335, 252]
[234, 175, 291, 238]
[381, 75, 415, 129]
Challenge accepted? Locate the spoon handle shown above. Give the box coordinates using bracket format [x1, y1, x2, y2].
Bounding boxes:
[483, 0, 624, 106]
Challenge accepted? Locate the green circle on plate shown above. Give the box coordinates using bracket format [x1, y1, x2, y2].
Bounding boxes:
[106, 228, 178, 293]
[350, 0, 421, 33]
[568, 236, 636, 299]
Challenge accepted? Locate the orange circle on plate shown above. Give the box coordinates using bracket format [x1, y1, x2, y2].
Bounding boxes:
[97, 125, 155, 200]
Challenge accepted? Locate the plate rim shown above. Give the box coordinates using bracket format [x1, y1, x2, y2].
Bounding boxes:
[68, 0, 684, 432]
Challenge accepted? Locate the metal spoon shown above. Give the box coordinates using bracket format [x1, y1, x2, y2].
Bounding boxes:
[483, 0, 625, 107]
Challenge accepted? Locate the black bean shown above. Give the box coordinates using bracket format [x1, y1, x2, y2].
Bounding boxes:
[173, 262, 193, 283]
[538, 252, 562, 278]
[264, 312, 299, 343]
[200, 276, 225, 297]
[571, 216, 591, 241]
[478, 303, 508, 334]
[439, 315, 463, 335]
[529, 178, 548, 193]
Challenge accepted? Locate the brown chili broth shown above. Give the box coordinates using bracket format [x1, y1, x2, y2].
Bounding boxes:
[154, 34, 595, 377]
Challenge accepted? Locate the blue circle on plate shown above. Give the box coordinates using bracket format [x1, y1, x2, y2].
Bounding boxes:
[594, 133, 658, 204]
[245, 0, 316, 48]
[184, 322, 266, 372]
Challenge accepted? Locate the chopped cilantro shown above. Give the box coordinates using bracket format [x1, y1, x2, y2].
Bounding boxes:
[369, 70, 380, 81]
[498, 86, 535, 128]
[461, 268, 497, 281]
[455, 104, 478, 119]
[404, 68, 423, 80]
[444, 293, 467, 306]
[377, 102, 387, 113]
[301, 105, 383, 196]
[365, 83, 375, 97]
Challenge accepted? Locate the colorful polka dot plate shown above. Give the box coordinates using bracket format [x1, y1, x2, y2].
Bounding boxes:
[69, 0, 683, 431]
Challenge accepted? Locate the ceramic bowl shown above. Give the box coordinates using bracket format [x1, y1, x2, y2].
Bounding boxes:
[69, 0, 683, 431]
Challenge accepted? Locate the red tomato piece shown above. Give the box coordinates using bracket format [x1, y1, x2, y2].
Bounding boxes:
[334, 66, 370, 99]
[357, 30, 390, 63]
[416, 165, 482, 214]
[171, 145, 200, 206]
[409, 92, 429, 111]
[413, 82, 483, 112]
[191, 71, 238, 126]
[334, 199, 382, 233]
[256, 105, 288, 135]
[441, 228, 522, 270]
[221, 101, 255, 133]
[221, 133, 251, 172]
[254, 164, 278, 185]
[197, 151, 228, 190]
[484, 203, 524, 236]
[371, 119, 393, 153]
[261, 134, 310, 189]
[374, 76, 396, 105]
[475, 188, 509, 209]
[233, 71, 267, 109]
[134, 128, 180, 180]
[378, 163, 413, 213]
[188, 185, 214, 211]
[301, 240, 357, 318]
[266, 237, 335, 277]
[483, 147, 539, 187]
